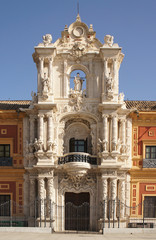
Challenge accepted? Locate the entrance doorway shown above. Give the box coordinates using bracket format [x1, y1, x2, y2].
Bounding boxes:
[65, 192, 90, 231]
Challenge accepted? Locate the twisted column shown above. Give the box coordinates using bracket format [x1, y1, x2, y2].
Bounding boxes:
[101, 176, 108, 219]
[119, 179, 125, 218]
[38, 177, 45, 218]
[110, 178, 117, 218]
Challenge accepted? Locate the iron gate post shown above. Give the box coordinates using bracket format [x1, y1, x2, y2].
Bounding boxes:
[113, 200, 115, 228]
[44, 199, 46, 228]
[118, 200, 120, 228]
[108, 200, 110, 228]
[34, 200, 36, 227]
[40, 199, 41, 227]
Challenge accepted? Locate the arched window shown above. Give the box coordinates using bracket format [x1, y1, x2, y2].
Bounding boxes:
[70, 70, 86, 92]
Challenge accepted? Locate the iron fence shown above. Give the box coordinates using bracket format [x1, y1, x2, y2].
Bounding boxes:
[0, 199, 155, 231]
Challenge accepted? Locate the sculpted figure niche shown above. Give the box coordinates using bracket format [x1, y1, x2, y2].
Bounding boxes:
[74, 73, 84, 92]
[69, 72, 86, 111]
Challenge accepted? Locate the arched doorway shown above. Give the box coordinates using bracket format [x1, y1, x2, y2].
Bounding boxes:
[65, 192, 90, 231]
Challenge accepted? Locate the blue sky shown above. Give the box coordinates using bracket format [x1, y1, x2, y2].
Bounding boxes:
[0, 0, 156, 101]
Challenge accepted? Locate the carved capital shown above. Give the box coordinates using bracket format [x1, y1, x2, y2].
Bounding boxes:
[39, 57, 44, 62]
[102, 113, 109, 119]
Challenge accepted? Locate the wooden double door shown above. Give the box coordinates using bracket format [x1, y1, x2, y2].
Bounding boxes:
[65, 192, 90, 231]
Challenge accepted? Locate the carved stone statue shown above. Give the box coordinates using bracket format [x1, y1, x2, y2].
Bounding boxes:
[31, 91, 37, 103]
[106, 73, 114, 100]
[28, 140, 34, 153]
[104, 35, 114, 47]
[34, 138, 43, 152]
[98, 139, 108, 152]
[42, 73, 50, 95]
[74, 73, 84, 91]
[43, 34, 52, 45]
[47, 140, 57, 153]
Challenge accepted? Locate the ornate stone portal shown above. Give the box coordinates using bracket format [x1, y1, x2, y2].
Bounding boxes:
[22, 14, 132, 230]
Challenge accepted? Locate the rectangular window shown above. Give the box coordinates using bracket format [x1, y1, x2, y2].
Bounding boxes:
[0, 195, 10, 216]
[0, 145, 10, 158]
[145, 146, 156, 159]
[70, 138, 87, 153]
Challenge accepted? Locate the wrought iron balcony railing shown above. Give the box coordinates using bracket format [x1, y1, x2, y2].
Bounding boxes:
[58, 152, 97, 165]
[0, 157, 13, 166]
[143, 159, 156, 168]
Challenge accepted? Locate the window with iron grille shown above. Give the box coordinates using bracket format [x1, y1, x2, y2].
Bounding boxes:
[0, 195, 10, 216]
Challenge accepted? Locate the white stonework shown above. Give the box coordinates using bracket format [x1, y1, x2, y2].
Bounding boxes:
[22, 15, 132, 230]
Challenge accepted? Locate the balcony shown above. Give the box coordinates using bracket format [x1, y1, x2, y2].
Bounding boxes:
[0, 157, 13, 166]
[143, 159, 156, 168]
[58, 153, 97, 177]
[58, 152, 97, 165]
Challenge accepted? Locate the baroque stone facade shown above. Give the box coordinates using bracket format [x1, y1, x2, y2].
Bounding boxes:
[22, 14, 132, 230]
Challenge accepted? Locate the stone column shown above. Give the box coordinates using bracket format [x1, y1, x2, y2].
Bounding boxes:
[101, 176, 108, 219]
[63, 59, 68, 98]
[103, 58, 108, 100]
[119, 179, 125, 218]
[29, 178, 36, 217]
[29, 115, 35, 143]
[38, 114, 44, 142]
[110, 178, 117, 218]
[48, 57, 53, 96]
[47, 176, 54, 217]
[121, 119, 126, 145]
[39, 57, 44, 93]
[113, 58, 118, 94]
[24, 174, 29, 216]
[47, 114, 53, 142]
[111, 114, 118, 151]
[102, 114, 108, 151]
[104, 58, 108, 78]
[38, 177, 45, 218]
[126, 118, 132, 166]
[89, 58, 93, 97]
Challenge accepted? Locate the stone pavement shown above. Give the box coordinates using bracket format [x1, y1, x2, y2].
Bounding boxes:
[0, 232, 156, 240]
